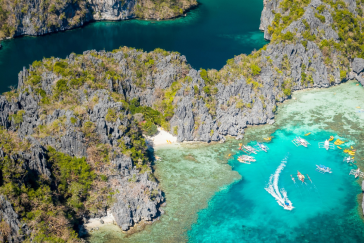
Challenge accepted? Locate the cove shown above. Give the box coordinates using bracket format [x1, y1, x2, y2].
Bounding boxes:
[0, 0, 267, 94]
[88, 80, 364, 242]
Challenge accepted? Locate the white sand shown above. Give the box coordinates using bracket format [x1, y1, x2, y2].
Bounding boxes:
[84, 211, 115, 230]
[148, 127, 177, 147]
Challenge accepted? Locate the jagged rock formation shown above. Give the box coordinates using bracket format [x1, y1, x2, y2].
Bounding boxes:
[1, 0, 364, 240]
[0, 0, 197, 38]
[0, 196, 29, 243]
[259, 0, 283, 40]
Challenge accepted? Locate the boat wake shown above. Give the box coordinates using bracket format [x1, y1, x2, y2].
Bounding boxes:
[265, 157, 294, 210]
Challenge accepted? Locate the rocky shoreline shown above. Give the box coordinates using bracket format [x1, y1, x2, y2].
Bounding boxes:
[1, 0, 364, 241]
[0, 0, 198, 39]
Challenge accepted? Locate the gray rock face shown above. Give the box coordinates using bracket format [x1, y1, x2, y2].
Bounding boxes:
[0, 195, 29, 242]
[89, 0, 136, 21]
[352, 58, 364, 74]
[7, 0, 196, 38]
[259, 0, 283, 40]
[111, 169, 164, 231]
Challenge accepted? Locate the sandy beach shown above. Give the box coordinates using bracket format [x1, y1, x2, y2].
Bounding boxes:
[84, 211, 115, 230]
[147, 127, 178, 147]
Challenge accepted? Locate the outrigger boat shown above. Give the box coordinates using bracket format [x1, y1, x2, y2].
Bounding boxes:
[242, 145, 257, 154]
[292, 136, 310, 147]
[237, 155, 256, 164]
[239, 155, 256, 162]
[349, 168, 364, 178]
[256, 142, 269, 152]
[344, 156, 354, 163]
[318, 140, 335, 150]
[316, 164, 332, 173]
[297, 171, 305, 183]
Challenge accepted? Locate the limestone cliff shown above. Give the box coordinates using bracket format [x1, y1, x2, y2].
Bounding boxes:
[0, 0, 197, 38]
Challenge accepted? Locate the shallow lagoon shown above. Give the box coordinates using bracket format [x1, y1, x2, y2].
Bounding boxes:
[90, 81, 364, 242]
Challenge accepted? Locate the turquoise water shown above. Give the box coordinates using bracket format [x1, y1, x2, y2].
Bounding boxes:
[188, 129, 364, 242]
[0, 0, 267, 93]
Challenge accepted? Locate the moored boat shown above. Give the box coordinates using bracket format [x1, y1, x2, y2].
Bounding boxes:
[297, 171, 305, 182]
[316, 164, 332, 173]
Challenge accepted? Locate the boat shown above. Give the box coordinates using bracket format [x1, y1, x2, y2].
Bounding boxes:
[238, 155, 256, 162]
[257, 142, 269, 152]
[155, 156, 161, 161]
[297, 171, 305, 182]
[305, 132, 311, 136]
[292, 136, 309, 147]
[316, 164, 332, 173]
[350, 168, 361, 178]
[344, 156, 354, 163]
[243, 145, 257, 154]
[237, 157, 251, 164]
[264, 137, 272, 141]
[319, 140, 335, 150]
[337, 146, 342, 149]
[351, 146, 354, 149]
[283, 200, 294, 211]
[265, 157, 294, 211]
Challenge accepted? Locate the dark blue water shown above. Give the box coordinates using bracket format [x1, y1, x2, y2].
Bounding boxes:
[188, 129, 364, 242]
[0, 0, 267, 93]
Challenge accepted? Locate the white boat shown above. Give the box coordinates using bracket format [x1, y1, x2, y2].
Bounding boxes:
[238, 157, 251, 164]
[243, 145, 257, 154]
[318, 140, 335, 150]
[316, 164, 332, 173]
[239, 155, 256, 162]
[349, 168, 364, 178]
[292, 136, 309, 147]
[257, 142, 269, 152]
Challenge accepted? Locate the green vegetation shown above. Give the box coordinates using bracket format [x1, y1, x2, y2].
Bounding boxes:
[0, 0, 197, 39]
[9, 110, 25, 125]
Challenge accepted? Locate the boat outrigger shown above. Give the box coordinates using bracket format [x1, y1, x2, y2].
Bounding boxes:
[318, 140, 335, 150]
[343, 156, 354, 163]
[256, 142, 269, 152]
[237, 155, 256, 164]
[290, 175, 296, 184]
[292, 137, 310, 147]
[242, 145, 257, 154]
[316, 164, 332, 174]
[349, 168, 364, 178]
[297, 171, 305, 183]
